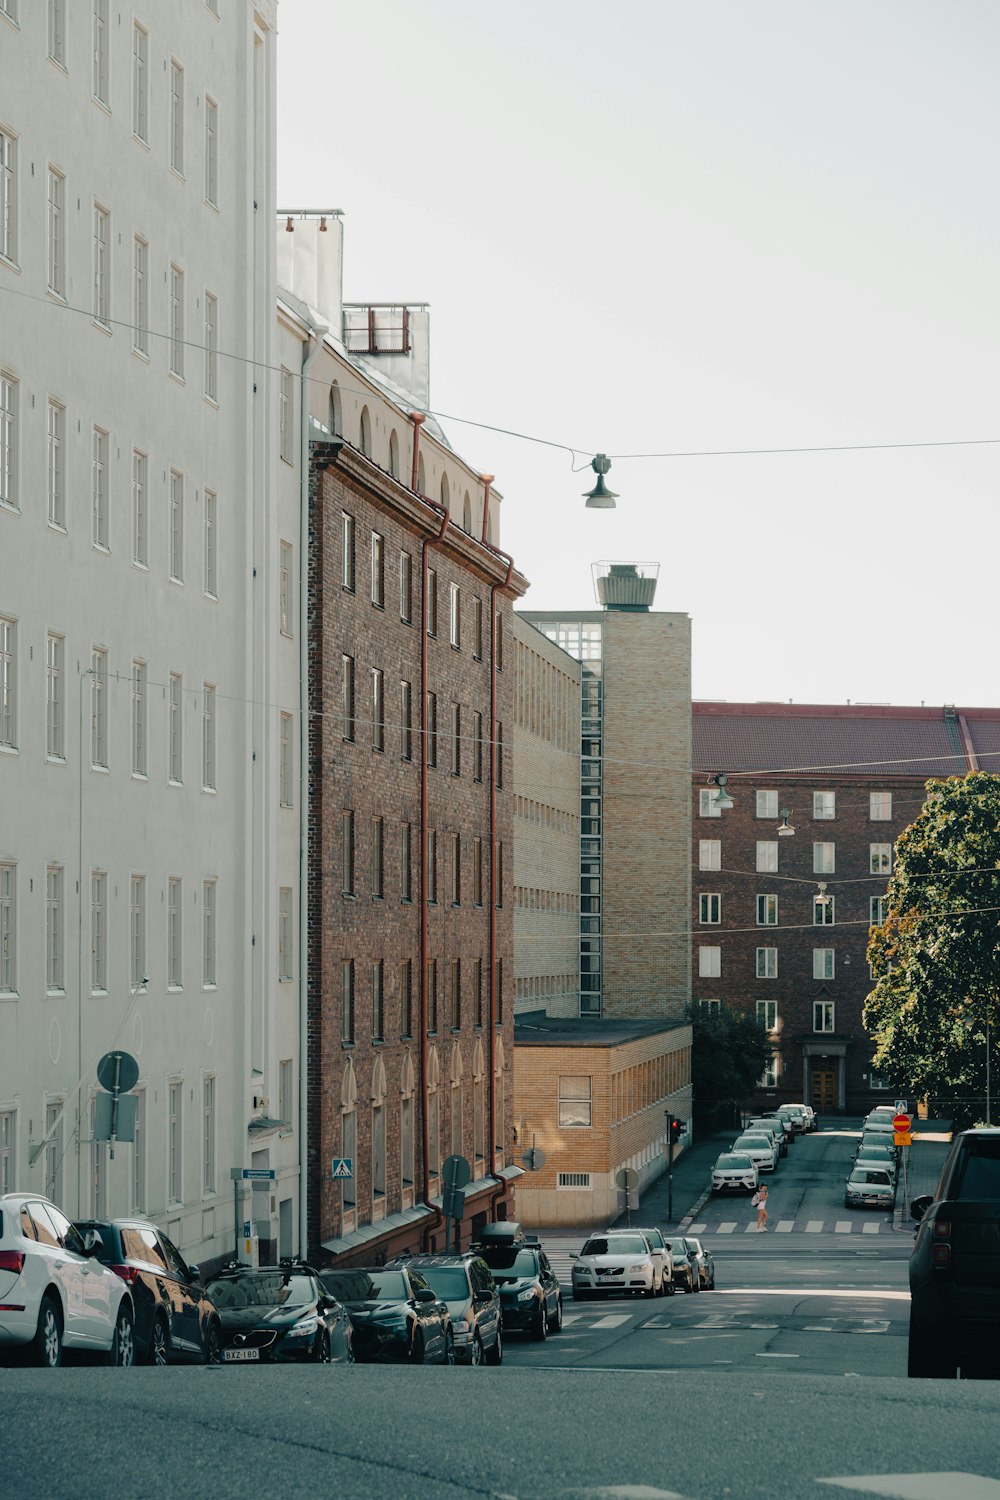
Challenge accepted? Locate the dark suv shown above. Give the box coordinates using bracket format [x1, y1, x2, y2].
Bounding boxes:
[386, 1252, 503, 1365]
[472, 1225, 562, 1340]
[74, 1216, 221, 1364]
[909, 1127, 1000, 1379]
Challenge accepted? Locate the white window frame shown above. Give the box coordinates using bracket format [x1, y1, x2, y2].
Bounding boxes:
[46, 632, 65, 759]
[46, 864, 64, 992]
[760, 1054, 779, 1089]
[169, 60, 184, 174]
[91, 870, 108, 993]
[167, 1078, 182, 1204]
[132, 22, 149, 143]
[813, 841, 836, 874]
[131, 660, 147, 776]
[47, 168, 65, 297]
[47, 400, 65, 529]
[449, 582, 461, 649]
[130, 874, 146, 987]
[202, 879, 217, 987]
[0, 371, 17, 510]
[756, 893, 778, 926]
[204, 96, 218, 206]
[279, 368, 294, 464]
[202, 1074, 216, 1196]
[756, 999, 778, 1033]
[131, 1087, 146, 1212]
[870, 895, 887, 926]
[202, 684, 216, 790]
[0, 1109, 15, 1196]
[698, 787, 721, 818]
[169, 470, 184, 581]
[558, 1075, 592, 1129]
[279, 712, 293, 806]
[0, 861, 16, 993]
[91, 426, 109, 548]
[813, 947, 836, 980]
[167, 877, 182, 988]
[278, 887, 292, 980]
[814, 1001, 835, 1033]
[813, 895, 835, 925]
[168, 672, 183, 783]
[90, 647, 108, 768]
[204, 489, 218, 598]
[130, 450, 148, 566]
[48, 0, 66, 66]
[699, 892, 721, 925]
[0, 615, 15, 748]
[371, 532, 384, 607]
[204, 292, 218, 402]
[0, 129, 16, 268]
[870, 843, 893, 875]
[169, 266, 184, 378]
[133, 236, 149, 357]
[93, 0, 109, 105]
[756, 840, 778, 873]
[279, 540, 292, 634]
[93, 204, 110, 327]
[755, 789, 778, 819]
[813, 790, 836, 820]
[870, 791, 893, 821]
[756, 946, 778, 979]
[698, 945, 721, 979]
[699, 998, 720, 1016]
[698, 839, 721, 871]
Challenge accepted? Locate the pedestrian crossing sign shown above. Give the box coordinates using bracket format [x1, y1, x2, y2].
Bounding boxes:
[331, 1157, 353, 1179]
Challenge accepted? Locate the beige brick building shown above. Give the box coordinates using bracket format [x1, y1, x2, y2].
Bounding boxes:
[511, 565, 694, 1227]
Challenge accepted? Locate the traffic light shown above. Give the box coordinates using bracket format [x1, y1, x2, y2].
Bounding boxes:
[669, 1116, 683, 1144]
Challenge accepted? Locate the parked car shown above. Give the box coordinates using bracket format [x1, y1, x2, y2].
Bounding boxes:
[775, 1105, 807, 1135]
[745, 1118, 788, 1158]
[682, 1237, 715, 1291]
[853, 1144, 898, 1181]
[711, 1152, 759, 1195]
[0, 1194, 135, 1367]
[866, 1105, 898, 1126]
[733, 1132, 778, 1173]
[844, 1166, 896, 1209]
[206, 1262, 353, 1364]
[74, 1217, 221, 1365]
[662, 1236, 697, 1293]
[386, 1252, 503, 1365]
[757, 1112, 795, 1147]
[909, 1127, 1000, 1378]
[784, 1103, 817, 1131]
[854, 1130, 899, 1162]
[626, 1224, 680, 1296]
[571, 1231, 663, 1300]
[473, 1231, 563, 1337]
[319, 1264, 452, 1364]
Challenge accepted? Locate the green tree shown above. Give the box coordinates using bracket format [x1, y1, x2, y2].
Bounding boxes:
[690, 1003, 772, 1129]
[865, 772, 1000, 1128]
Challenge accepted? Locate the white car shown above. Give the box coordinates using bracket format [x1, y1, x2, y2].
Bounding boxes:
[609, 1226, 675, 1294]
[733, 1132, 778, 1172]
[0, 1193, 136, 1367]
[784, 1103, 817, 1131]
[745, 1118, 787, 1158]
[711, 1152, 759, 1194]
[571, 1231, 664, 1299]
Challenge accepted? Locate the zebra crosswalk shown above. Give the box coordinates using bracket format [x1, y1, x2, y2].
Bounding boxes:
[685, 1218, 891, 1235]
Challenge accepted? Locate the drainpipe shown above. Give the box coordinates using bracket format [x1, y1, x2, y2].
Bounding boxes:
[480, 475, 493, 545]
[410, 411, 426, 492]
[487, 551, 515, 1221]
[298, 318, 328, 1261]
[419, 480, 450, 1249]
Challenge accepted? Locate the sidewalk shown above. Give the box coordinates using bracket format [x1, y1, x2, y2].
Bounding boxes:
[892, 1122, 951, 1231]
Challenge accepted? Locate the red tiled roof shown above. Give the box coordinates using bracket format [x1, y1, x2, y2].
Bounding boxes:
[692, 703, 1000, 780]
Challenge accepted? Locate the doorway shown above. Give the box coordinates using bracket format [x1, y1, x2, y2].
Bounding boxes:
[811, 1068, 836, 1111]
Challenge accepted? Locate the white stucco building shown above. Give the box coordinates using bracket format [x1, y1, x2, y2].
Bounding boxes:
[0, 1, 298, 1270]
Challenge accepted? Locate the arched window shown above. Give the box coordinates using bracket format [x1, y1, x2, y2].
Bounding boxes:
[388, 429, 400, 480]
[439, 472, 450, 511]
[359, 405, 372, 456]
[486, 507, 496, 545]
[426, 1045, 440, 1180]
[371, 1057, 387, 1205]
[329, 383, 342, 436]
[450, 1042, 464, 1158]
[400, 1051, 415, 1200]
[341, 1059, 358, 1217]
[473, 1040, 486, 1171]
[462, 491, 472, 533]
[417, 453, 426, 495]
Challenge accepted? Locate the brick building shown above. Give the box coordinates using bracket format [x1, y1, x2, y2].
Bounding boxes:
[511, 565, 693, 1226]
[307, 437, 527, 1264]
[692, 702, 1000, 1115]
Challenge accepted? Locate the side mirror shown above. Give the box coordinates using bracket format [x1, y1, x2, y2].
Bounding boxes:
[910, 1194, 933, 1222]
[83, 1228, 103, 1255]
[187, 1263, 201, 1283]
[414, 1287, 437, 1303]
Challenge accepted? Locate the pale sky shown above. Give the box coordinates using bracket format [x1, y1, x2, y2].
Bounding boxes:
[277, 1, 1000, 708]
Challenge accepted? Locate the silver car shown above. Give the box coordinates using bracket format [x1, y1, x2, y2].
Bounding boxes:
[712, 1151, 759, 1194]
[571, 1231, 663, 1299]
[733, 1132, 778, 1172]
[610, 1226, 675, 1294]
[844, 1167, 896, 1209]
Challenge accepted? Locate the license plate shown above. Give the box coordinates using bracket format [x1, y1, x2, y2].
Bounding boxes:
[223, 1348, 259, 1362]
[598, 1275, 619, 1284]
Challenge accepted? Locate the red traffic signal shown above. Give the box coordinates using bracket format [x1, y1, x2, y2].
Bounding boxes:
[668, 1116, 683, 1144]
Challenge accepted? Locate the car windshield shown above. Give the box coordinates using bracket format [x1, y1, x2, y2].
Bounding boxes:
[418, 1267, 471, 1298]
[480, 1246, 537, 1275]
[737, 1136, 770, 1148]
[206, 1272, 314, 1309]
[718, 1155, 753, 1168]
[581, 1236, 647, 1256]
[849, 1170, 890, 1185]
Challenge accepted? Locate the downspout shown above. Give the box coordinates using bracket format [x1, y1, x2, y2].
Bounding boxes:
[298, 319, 328, 1261]
[410, 411, 426, 491]
[480, 475, 493, 545]
[487, 549, 515, 1220]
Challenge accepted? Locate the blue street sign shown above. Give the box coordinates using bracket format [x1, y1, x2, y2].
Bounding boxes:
[240, 1168, 275, 1181]
[331, 1157, 354, 1179]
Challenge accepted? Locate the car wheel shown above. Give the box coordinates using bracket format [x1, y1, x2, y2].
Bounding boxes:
[708, 1275, 716, 1291]
[148, 1314, 169, 1367]
[204, 1322, 222, 1365]
[908, 1319, 956, 1379]
[108, 1302, 135, 1367]
[317, 1331, 332, 1364]
[547, 1297, 562, 1333]
[33, 1295, 63, 1368]
[533, 1304, 548, 1341]
[684, 1275, 695, 1294]
[486, 1325, 503, 1365]
[410, 1329, 425, 1365]
[664, 1278, 675, 1296]
[443, 1328, 455, 1365]
[470, 1332, 484, 1367]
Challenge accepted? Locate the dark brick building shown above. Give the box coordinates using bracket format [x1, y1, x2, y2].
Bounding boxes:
[691, 703, 1000, 1116]
[307, 438, 527, 1265]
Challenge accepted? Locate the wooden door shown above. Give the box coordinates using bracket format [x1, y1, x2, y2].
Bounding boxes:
[811, 1068, 836, 1111]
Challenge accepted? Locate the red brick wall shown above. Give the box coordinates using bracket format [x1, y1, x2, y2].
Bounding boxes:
[308, 444, 523, 1260]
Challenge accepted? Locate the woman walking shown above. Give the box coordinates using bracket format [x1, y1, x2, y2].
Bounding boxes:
[753, 1183, 769, 1231]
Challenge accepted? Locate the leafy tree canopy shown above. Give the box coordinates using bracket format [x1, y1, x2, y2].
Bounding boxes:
[865, 772, 1000, 1126]
[691, 1003, 772, 1114]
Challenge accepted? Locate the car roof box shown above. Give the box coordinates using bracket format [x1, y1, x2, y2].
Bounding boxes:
[473, 1221, 526, 1249]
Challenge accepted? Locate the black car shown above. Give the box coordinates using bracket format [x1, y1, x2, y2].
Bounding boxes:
[472, 1231, 562, 1339]
[74, 1216, 221, 1365]
[204, 1262, 354, 1364]
[386, 1252, 503, 1365]
[319, 1265, 453, 1364]
[682, 1236, 716, 1291]
[662, 1237, 697, 1293]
